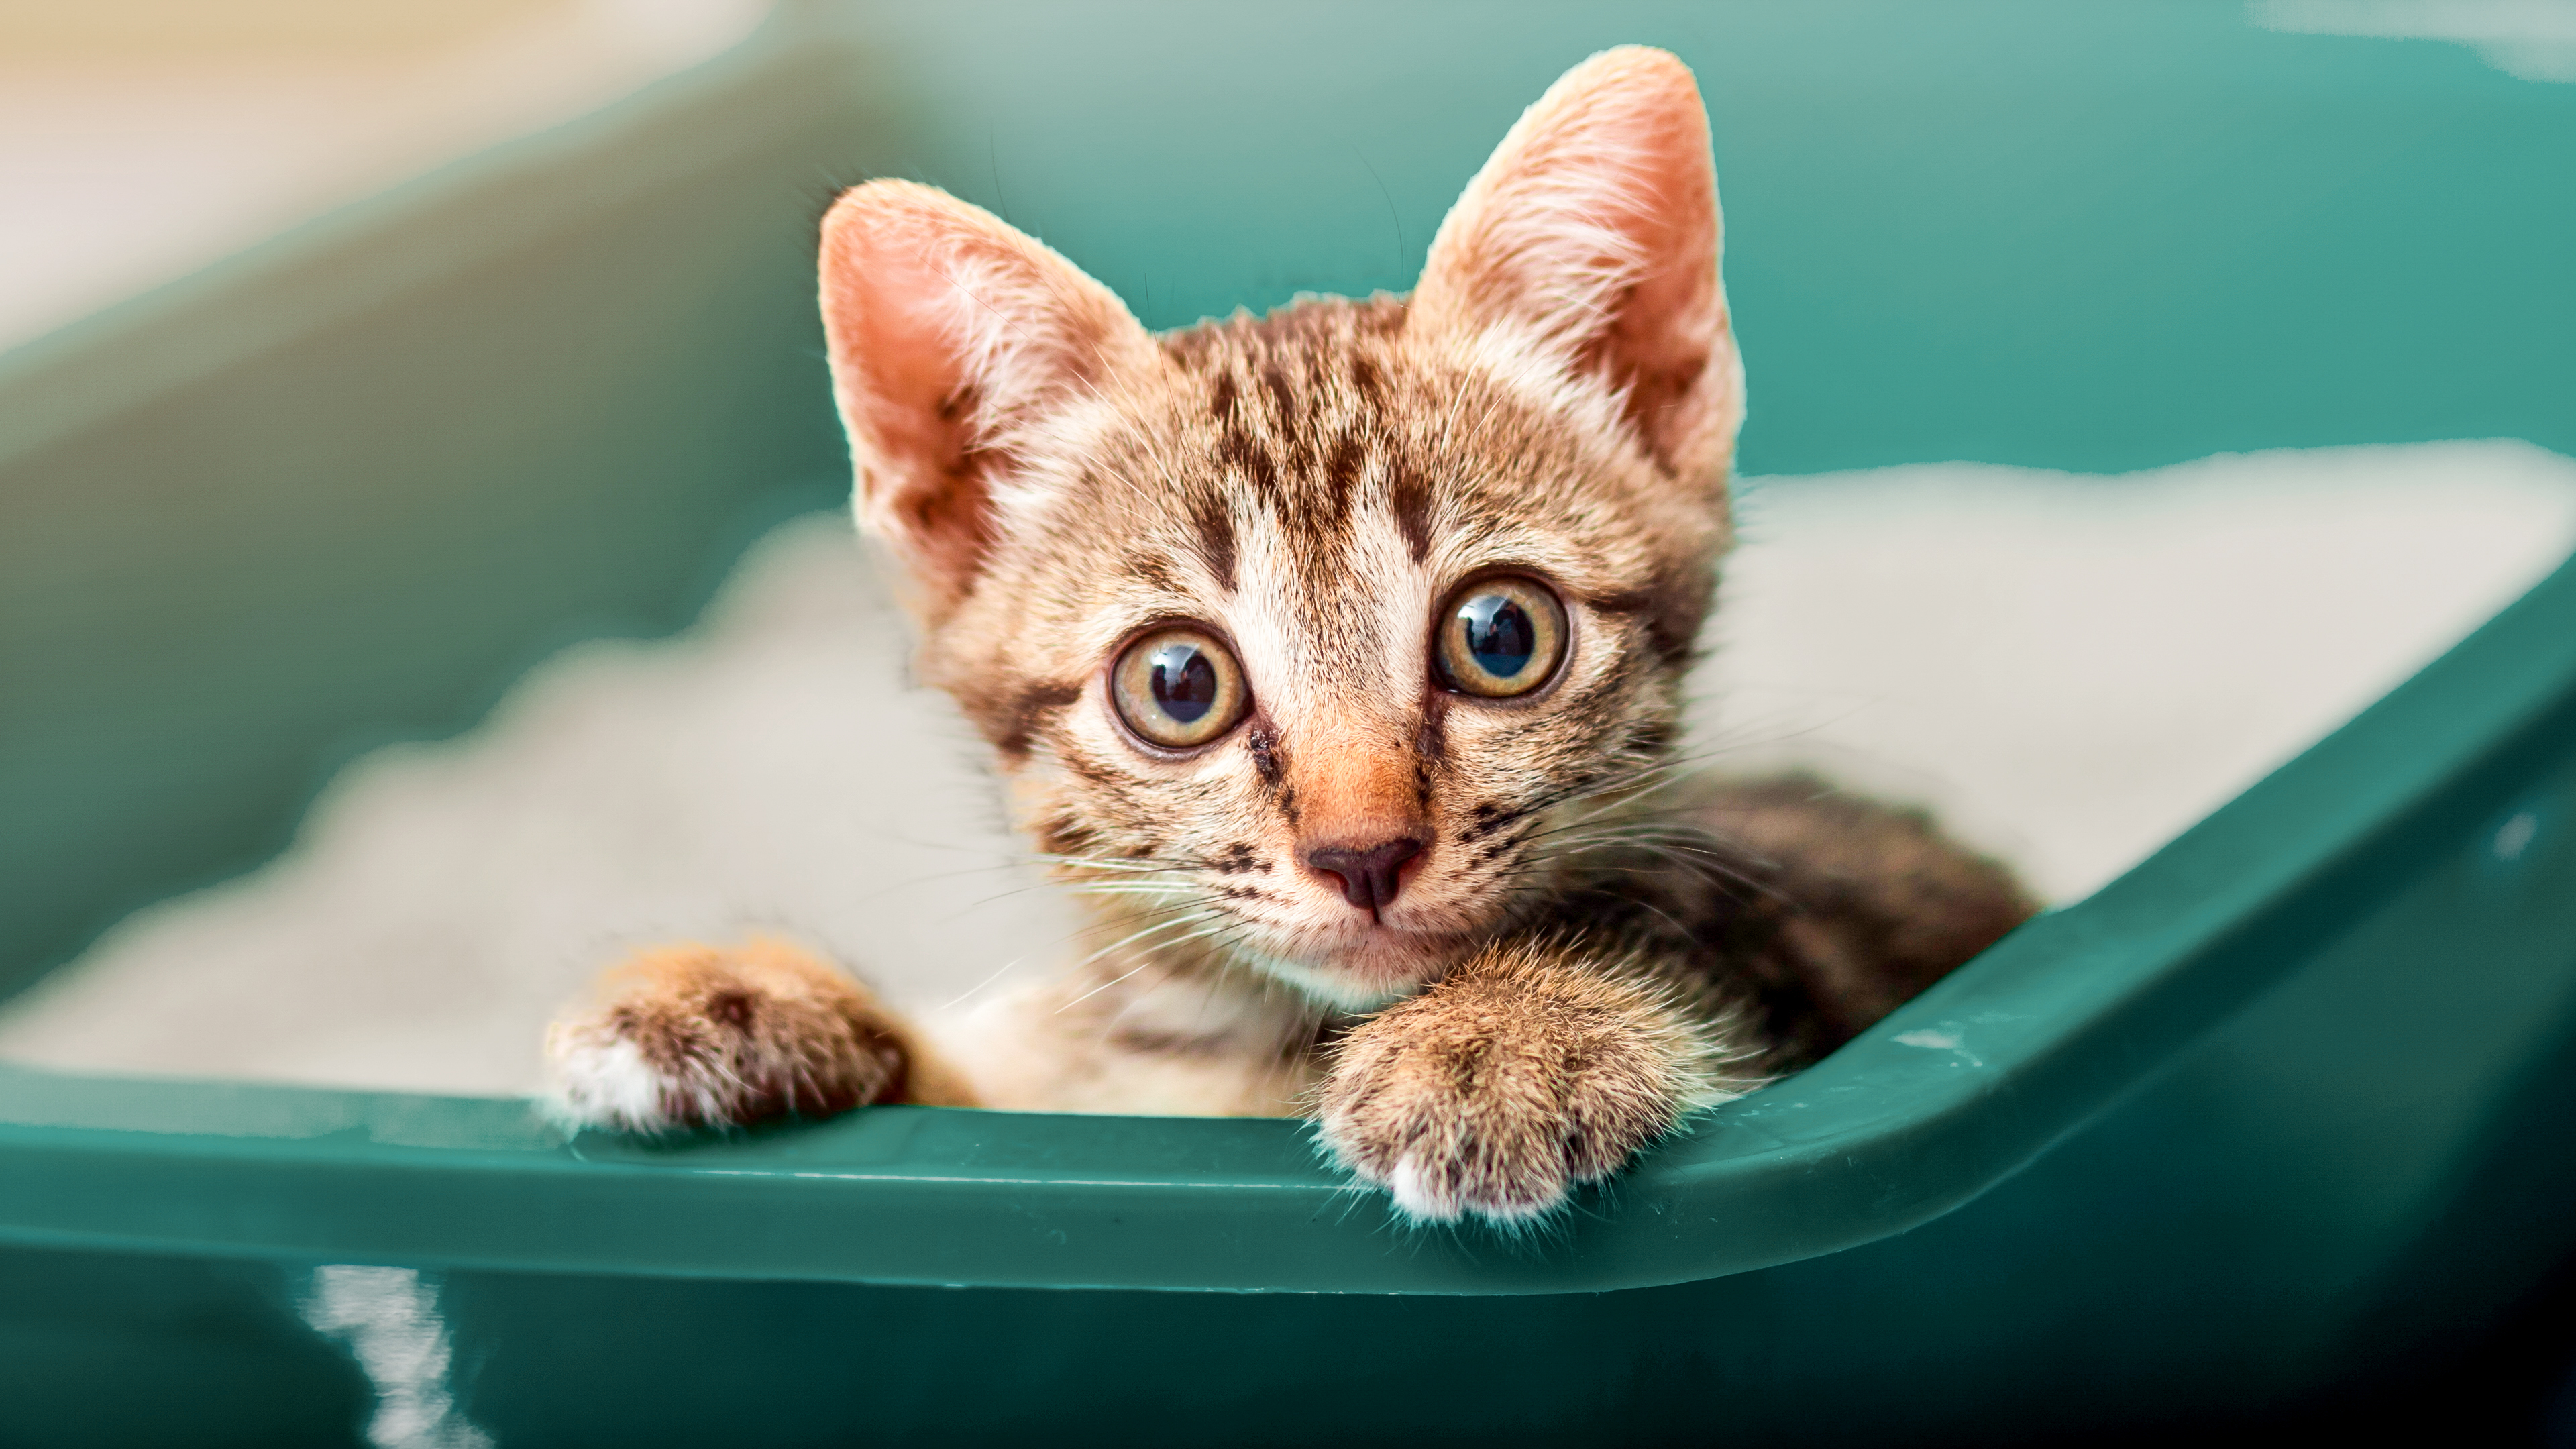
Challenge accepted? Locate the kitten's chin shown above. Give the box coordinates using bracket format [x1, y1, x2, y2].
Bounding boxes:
[1236, 922, 1473, 1013]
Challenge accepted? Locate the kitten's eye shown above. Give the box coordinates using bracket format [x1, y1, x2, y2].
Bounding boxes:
[1434, 576, 1567, 698]
[1111, 627, 1250, 749]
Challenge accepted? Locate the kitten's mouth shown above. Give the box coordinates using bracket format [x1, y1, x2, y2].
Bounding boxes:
[1164, 849, 1525, 1007]
[1227, 902, 1489, 1006]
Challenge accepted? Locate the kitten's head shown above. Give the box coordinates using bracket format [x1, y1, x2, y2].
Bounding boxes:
[818, 48, 1741, 1009]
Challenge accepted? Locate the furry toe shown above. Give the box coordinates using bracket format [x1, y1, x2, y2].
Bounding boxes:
[542, 937, 929, 1132]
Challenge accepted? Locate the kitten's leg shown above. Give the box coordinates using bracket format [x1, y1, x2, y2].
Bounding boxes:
[944, 955, 1330, 1116]
[1683, 773, 2037, 1068]
[544, 937, 975, 1132]
[1313, 939, 1757, 1226]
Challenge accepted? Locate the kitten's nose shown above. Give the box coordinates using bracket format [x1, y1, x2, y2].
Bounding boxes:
[1303, 837, 1426, 916]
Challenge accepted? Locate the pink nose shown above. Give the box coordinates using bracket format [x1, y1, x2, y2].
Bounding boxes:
[1303, 837, 1426, 915]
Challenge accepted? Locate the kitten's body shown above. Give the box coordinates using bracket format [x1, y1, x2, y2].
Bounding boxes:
[934, 757, 2028, 1125]
[545, 48, 2031, 1224]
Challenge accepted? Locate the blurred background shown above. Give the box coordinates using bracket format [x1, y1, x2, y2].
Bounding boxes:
[0, 0, 763, 351]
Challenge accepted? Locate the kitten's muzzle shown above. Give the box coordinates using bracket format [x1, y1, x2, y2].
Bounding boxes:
[1303, 837, 1427, 918]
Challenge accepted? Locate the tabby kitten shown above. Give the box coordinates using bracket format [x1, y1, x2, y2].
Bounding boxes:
[545, 47, 2031, 1224]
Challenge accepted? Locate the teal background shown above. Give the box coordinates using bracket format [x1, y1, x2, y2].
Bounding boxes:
[2, 1, 2574, 1441]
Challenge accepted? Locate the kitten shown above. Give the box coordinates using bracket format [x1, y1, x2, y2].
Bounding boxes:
[543, 47, 2032, 1224]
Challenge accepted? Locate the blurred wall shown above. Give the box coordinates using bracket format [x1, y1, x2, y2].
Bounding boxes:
[0, 0, 764, 350]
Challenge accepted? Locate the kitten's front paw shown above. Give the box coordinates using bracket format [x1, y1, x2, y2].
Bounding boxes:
[1313, 946, 1743, 1225]
[544, 937, 958, 1132]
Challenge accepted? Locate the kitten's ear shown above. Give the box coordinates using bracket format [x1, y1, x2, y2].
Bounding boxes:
[1411, 46, 1743, 484]
[819, 180, 1159, 616]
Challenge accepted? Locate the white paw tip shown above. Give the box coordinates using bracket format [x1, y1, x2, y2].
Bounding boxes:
[543, 1034, 671, 1134]
[1383, 1155, 1567, 1228]
[1386, 1157, 1462, 1222]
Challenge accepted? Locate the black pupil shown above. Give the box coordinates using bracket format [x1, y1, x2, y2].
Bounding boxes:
[1149, 643, 1220, 723]
[1460, 594, 1536, 678]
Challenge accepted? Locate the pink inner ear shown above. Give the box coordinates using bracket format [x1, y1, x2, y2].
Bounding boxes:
[1413, 47, 1739, 482]
[816, 180, 1156, 616]
[820, 216, 995, 596]
[1587, 125, 1723, 474]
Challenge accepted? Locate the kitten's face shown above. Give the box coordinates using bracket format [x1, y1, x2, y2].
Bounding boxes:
[936, 302, 1722, 1006]
[818, 47, 1742, 1008]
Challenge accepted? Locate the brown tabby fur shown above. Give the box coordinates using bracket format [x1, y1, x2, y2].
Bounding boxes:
[543, 47, 2033, 1224]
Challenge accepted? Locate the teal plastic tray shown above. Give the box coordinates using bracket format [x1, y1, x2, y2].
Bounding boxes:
[5, 2, 2574, 1442]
